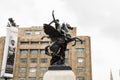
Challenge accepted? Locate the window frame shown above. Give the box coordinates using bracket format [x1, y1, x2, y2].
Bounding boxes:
[39, 77, 43, 80]
[20, 49, 28, 54]
[77, 67, 85, 72]
[65, 49, 69, 54]
[34, 30, 41, 35]
[40, 58, 47, 63]
[19, 67, 26, 72]
[30, 58, 37, 63]
[76, 48, 84, 54]
[77, 57, 85, 63]
[31, 41, 39, 45]
[40, 49, 45, 54]
[20, 58, 27, 63]
[20, 41, 29, 45]
[40, 67, 47, 73]
[29, 77, 36, 80]
[30, 49, 38, 54]
[29, 67, 37, 73]
[25, 30, 32, 35]
[77, 77, 85, 80]
[19, 77, 26, 80]
[40, 41, 49, 45]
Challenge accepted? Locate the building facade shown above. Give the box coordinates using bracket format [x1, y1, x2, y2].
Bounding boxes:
[0, 27, 92, 80]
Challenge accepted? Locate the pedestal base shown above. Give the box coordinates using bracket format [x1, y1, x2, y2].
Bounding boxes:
[43, 66, 76, 80]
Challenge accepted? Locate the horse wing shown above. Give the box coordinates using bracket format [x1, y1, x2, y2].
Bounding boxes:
[43, 24, 62, 38]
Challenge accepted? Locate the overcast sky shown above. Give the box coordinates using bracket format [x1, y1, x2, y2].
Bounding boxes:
[0, 0, 120, 80]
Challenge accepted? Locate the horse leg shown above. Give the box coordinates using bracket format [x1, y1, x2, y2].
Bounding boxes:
[67, 37, 83, 46]
[49, 42, 62, 65]
[50, 42, 60, 55]
[72, 37, 83, 46]
[57, 44, 67, 65]
[45, 45, 51, 56]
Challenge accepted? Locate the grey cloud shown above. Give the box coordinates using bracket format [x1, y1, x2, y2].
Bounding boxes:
[101, 25, 120, 40]
[62, 0, 120, 40]
[63, 0, 120, 27]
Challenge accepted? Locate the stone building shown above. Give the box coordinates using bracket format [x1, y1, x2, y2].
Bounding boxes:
[0, 27, 92, 80]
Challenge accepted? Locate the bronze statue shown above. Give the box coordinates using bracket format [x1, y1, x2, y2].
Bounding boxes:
[7, 18, 18, 27]
[42, 11, 83, 65]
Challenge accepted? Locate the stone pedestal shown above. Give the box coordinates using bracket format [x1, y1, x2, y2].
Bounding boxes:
[43, 66, 76, 80]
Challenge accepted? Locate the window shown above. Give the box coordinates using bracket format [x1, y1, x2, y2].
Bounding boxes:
[30, 49, 38, 54]
[77, 77, 85, 80]
[20, 58, 27, 63]
[31, 41, 39, 45]
[76, 48, 84, 54]
[40, 58, 47, 63]
[76, 40, 84, 45]
[40, 67, 47, 73]
[40, 41, 49, 45]
[82, 40, 85, 44]
[30, 58, 37, 63]
[19, 68, 26, 72]
[20, 49, 28, 54]
[25, 30, 32, 35]
[77, 57, 85, 63]
[29, 68, 36, 72]
[40, 49, 45, 54]
[35, 30, 40, 35]
[19, 77, 25, 80]
[21, 41, 29, 45]
[29, 77, 36, 80]
[65, 49, 69, 54]
[39, 77, 43, 80]
[77, 67, 85, 72]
